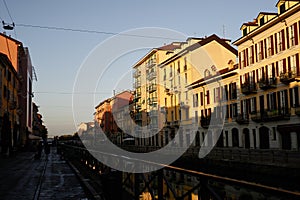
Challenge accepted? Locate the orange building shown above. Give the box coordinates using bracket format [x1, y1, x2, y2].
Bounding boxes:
[0, 33, 34, 153]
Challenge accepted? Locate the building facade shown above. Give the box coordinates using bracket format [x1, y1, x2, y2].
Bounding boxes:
[233, 0, 300, 150]
[0, 33, 34, 152]
[0, 53, 20, 154]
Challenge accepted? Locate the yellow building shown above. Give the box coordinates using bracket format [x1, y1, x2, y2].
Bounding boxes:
[0, 53, 20, 154]
[160, 34, 238, 148]
[233, 0, 300, 150]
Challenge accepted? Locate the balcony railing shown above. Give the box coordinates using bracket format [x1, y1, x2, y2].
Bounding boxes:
[280, 71, 297, 84]
[147, 71, 157, 80]
[258, 77, 277, 90]
[146, 59, 156, 68]
[148, 97, 158, 105]
[135, 103, 142, 110]
[241, 82, 257, 94]
[251, 107, 290, 122]
[133, 70, 141, 78]
[133, 81, 141, 88]
[147, 84, 157, 93]
[236, 113, 249, 124]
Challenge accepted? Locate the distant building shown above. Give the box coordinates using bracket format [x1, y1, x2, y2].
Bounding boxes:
[94, 90, 133, 143]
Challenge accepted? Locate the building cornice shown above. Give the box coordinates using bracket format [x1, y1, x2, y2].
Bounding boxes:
[233, 2, 300, 46]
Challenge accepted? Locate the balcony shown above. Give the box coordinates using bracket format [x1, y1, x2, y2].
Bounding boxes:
[148, 97, 158, 105]
[135, 91, 141, 98]
[280, 71, 298, 84]
[236, 113, 249, 124]
[147, 84, 157, 93]
[251, 108, 290, 122]
[147, 71, 157, 80]
[133, 70, 141, 78]
[200, 116, 211, 129]
[241, 82, 257, 95]
[135, 102, 142, 110]
[146, 59, 156, 68]
[133, 81, 141, 88]
[258, 77, 277, 90]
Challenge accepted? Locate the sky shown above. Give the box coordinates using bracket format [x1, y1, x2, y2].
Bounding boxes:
[0, 0, 278, 137]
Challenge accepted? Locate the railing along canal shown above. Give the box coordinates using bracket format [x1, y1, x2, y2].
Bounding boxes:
[58, 143, 300, 200]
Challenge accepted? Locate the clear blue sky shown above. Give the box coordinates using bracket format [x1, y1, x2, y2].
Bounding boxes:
[0, 0, 277, 136]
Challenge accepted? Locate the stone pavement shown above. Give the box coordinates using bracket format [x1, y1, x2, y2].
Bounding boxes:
[0, 147, 88, 200]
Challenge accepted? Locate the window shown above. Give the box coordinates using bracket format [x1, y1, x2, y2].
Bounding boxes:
[184, 73, 188, 85]
[240, 51, 245, 68]
[170, 65, 173, 77]
[277, 31, 283, 52]
[250, 97, 257, 113]
[204, 69, 211, 77]
[177, 61, 180, 73]
[280, 4, 285, 14]
[258, 41, 264, 61]
[291, 54, 297, 74]
[260, 17, 265, 26]
[267, 36, 273, 57]
[200, 92, 204, 106]
[249, 46, 254, 64]
[267, 92, 277, 111]
[290, 24, 295, 47]
[272, 127, 277, 140]
[230, 103, 238, 118]
[243, 28, 247, 37]
[193, 94, 199, 107]
[229, 83, 237, 100]
[290, 87, 299, 107]
[214, 87, 220, 103]
[163, 69, 166, 81]
[206, 90, 210, 105]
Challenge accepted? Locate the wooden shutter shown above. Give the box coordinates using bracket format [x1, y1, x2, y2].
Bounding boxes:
[294, 22, 298, 45]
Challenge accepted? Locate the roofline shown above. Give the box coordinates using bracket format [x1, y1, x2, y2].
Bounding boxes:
[187, 66, 239, 90]
[276, 0, 300, 7]
[159, 34, 237, 67]
[132, 48, 157, 68]
[0, 32, 23, 45]
[233, 1, 300, 46]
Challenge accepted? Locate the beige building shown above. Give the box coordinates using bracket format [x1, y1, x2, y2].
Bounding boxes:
[159, 34, 238, 148]
[233, 0, 300, 150]
[132, 43, 182, 146]
[132, 34, 238, 147]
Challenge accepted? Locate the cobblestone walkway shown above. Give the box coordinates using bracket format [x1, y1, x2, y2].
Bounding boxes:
[0, 147, 88, 200]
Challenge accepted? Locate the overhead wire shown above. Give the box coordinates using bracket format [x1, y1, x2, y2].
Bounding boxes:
[2, 0, 17, 38]
[3, 0, 13, 22]
[15, 23, 182, 41]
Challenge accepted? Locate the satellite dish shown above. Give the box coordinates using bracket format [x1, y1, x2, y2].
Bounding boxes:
[2, 21, 14, 30]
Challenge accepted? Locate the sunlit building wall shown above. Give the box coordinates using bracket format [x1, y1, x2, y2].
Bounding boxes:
[233, 0, 300, 150]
